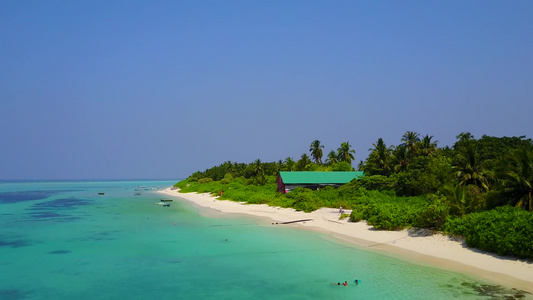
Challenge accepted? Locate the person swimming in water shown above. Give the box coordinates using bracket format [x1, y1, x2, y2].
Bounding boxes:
[342, 281, 348, 286]
[354, 279, 359, 285]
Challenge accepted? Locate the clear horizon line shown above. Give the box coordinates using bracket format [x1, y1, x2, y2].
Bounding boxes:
[0, 178, 184, 183]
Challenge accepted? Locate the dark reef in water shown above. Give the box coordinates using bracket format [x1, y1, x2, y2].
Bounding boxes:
[0, 191, 59, 204]
[0, 236, 30, 248]
[70, 230, 120, 242]
[29, 197, 92, 210]
[49, 250, 71, 254]
[21, 197, 92, 222]
[166, 259, 182, 264]
[461, 281, 531, 299]
[0, 289, 29, 300]
[27, 211, 82, 222]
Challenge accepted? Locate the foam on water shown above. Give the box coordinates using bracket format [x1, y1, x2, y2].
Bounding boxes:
[0, 181, 529, 300]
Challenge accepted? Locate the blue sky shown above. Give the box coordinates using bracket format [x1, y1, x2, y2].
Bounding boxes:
[1, 0, 532, 180]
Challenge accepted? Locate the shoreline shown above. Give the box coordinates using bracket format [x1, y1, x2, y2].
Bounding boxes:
[158, 188, 533, 294]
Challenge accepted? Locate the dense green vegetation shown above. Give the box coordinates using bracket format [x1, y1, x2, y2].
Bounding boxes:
[176, 134, 533, 259]
[443, 206, 533, 258]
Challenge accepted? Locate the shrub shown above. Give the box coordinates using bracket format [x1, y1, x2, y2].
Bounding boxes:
[339, 213, 350, 220]
[285, 187, 322, 212]
[198, 177, 213, 184]
[219, 174, 233, 185]
[357, 175, 398, 191]
[365, 203, 417, 230]
[416, 195, 450, 229]
[331, 161, 355, 171]
[443, 206, 533, 258]
[315, 186, 343, 208]
[349, 208, 366, 222]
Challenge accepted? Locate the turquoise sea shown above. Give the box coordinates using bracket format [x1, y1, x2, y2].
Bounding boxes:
[0, 180, 529, 300]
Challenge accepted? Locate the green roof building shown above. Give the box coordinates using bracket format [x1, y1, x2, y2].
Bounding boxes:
[277, 171, 364, 193]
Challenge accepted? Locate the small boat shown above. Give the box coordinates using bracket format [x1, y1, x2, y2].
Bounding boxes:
[134, 192, 141, 195]
[163, 203, 170, 207]
[98, 192, 105, 195]
[160, 199, 173, 202]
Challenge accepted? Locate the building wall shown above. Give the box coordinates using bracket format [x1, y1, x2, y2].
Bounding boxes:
[276, 175, 286, 193]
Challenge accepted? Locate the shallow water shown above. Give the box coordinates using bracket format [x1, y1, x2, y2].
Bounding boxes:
[0, 180, 529, 300]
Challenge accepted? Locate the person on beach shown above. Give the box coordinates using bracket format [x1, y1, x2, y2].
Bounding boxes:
[339, 207, 343, 214]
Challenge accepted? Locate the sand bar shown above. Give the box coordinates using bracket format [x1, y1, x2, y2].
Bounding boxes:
[159, 188, 533, 293]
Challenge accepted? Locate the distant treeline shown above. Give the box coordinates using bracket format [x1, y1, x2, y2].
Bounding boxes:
[177, 132, 533, 259]
[187, 140, 357, 184]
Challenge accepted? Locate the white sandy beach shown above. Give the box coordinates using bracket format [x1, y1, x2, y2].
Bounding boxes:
[159, 188, 533, 293]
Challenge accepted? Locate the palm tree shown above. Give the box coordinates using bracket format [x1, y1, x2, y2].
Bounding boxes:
[219, 161, 234, 178]
[419, 135, 438, 156]
[233, 162, 246, 177]
[251, 159, 265, 184]
[401, 131, 420, 157]
[285, 157, 295, 171]
[456, 132, 475, 143]
[453, 132, 475, 152]
[309, 140, 324, 164]
[454, 142, 490, 192]
[337, 142, 356, 165]
[441, 184, 484, 216]
[441, 184, 467, 216]
[366, 138, 394, 175]
[297, 153, 312, 171]
[276, 159, 284, 172]
[326, 150, 338, 165]
[393, 145, 410, 172]
[496, 147, 533, 211]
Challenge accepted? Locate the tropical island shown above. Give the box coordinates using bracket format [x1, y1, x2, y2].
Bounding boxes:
[169, 131, 533, 285]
